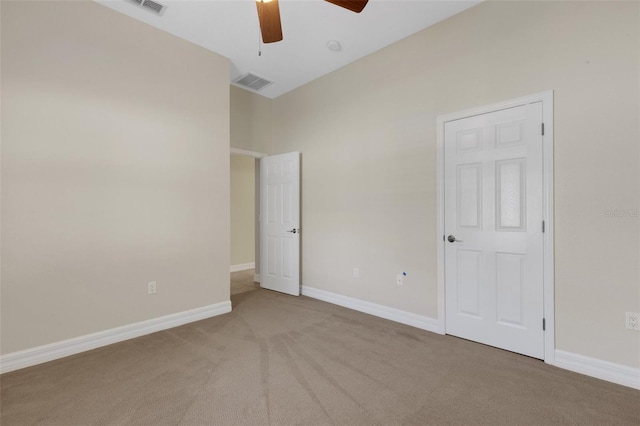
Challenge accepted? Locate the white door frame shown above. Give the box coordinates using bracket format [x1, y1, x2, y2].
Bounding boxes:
[436, 91, 555, 363]
[231, 148, 267, 159]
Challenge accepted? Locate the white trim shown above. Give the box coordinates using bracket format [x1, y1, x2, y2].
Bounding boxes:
[230, 147, 267, 158]
[0, 301, 232, 374]
[302, 286, 440, 334]
[254, 273, 261, 283]
[540, 91, 555, 364]
[552, 350, 640, 390]
[436, 110, 446, 335]
[436, 91, 555, 360]
[230, 262, 255, 272]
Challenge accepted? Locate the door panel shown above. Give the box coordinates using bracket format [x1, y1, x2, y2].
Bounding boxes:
[260, 152, 300, 296]
[496, 158, 526, 230]
[495, 252, 525, 327]
[457, 163, 482, 229]
[456, 249, 482, 318]
[444, 103, 544, 359]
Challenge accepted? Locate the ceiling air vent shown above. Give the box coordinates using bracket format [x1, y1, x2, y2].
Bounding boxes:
[126, 0, 167, 16]
[232, 73, 274, 92]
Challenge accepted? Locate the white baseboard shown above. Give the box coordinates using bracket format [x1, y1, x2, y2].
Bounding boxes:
[230, 262, 255, 273]
[0, 301, 232, 374]
[254, 273, 261, 283]
[301, 286, 440, 334]
[552, 349, 640, 390]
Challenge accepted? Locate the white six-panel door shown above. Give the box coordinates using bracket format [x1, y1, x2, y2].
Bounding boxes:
[444, 102, 544, 359]
[260, 152, 300, 296]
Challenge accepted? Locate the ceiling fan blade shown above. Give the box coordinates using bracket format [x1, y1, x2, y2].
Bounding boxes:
[256, 0, 283, 43]
[324, 0, 369, 13]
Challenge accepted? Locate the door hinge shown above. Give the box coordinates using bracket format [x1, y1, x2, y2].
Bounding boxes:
[542, 220, 545, 233]
[443, 234, 445, 242]
[541, 123, 545, 136]
[542, 318, 546, 331]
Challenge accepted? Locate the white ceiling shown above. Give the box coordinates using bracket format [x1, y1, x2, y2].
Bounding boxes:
[96, 0, 480, 98]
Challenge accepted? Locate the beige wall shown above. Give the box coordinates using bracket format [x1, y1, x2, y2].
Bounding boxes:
[230, 85, 273, 152]
[238, 1, 640, 368]
[230, 155, 255, 266]
[1, 1, 231, 354]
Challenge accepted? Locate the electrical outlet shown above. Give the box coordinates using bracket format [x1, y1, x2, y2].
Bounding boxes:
[626, 312, 640, 331]
[353, 268, 359, 278]
[148, 281, 157, 295]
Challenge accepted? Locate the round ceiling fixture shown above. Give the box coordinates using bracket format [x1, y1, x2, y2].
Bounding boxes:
[326, 40, 342, 52]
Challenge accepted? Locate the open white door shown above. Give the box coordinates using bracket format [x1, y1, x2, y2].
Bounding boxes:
[444, 102, 545, 359]
[260, 152, 300, 296]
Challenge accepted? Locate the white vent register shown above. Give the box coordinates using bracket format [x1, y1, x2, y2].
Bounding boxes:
[127, 0, 167, 16]
[232, 73, 273, 92]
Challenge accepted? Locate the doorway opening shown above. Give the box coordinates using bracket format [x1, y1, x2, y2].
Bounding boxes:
[230, 148, 266, 295]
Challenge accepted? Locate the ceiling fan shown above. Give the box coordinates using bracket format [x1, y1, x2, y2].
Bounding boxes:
[256, 0, 369, 43]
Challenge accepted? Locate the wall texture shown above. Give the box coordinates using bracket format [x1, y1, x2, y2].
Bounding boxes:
[230, 155, 255, 266]
[230, 85, 273, 153]
[1, 1, 231, 354]
[238, 1, 640, 368]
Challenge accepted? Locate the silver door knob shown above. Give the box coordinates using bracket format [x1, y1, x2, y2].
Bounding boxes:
[447, 235, 462, 243]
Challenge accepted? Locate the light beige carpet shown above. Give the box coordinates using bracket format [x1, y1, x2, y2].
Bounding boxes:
[230, 269, 260, 296]
[1, 271, 639, 425]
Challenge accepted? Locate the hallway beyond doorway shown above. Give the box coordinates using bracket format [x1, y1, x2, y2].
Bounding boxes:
[231, 269, 259, 296]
